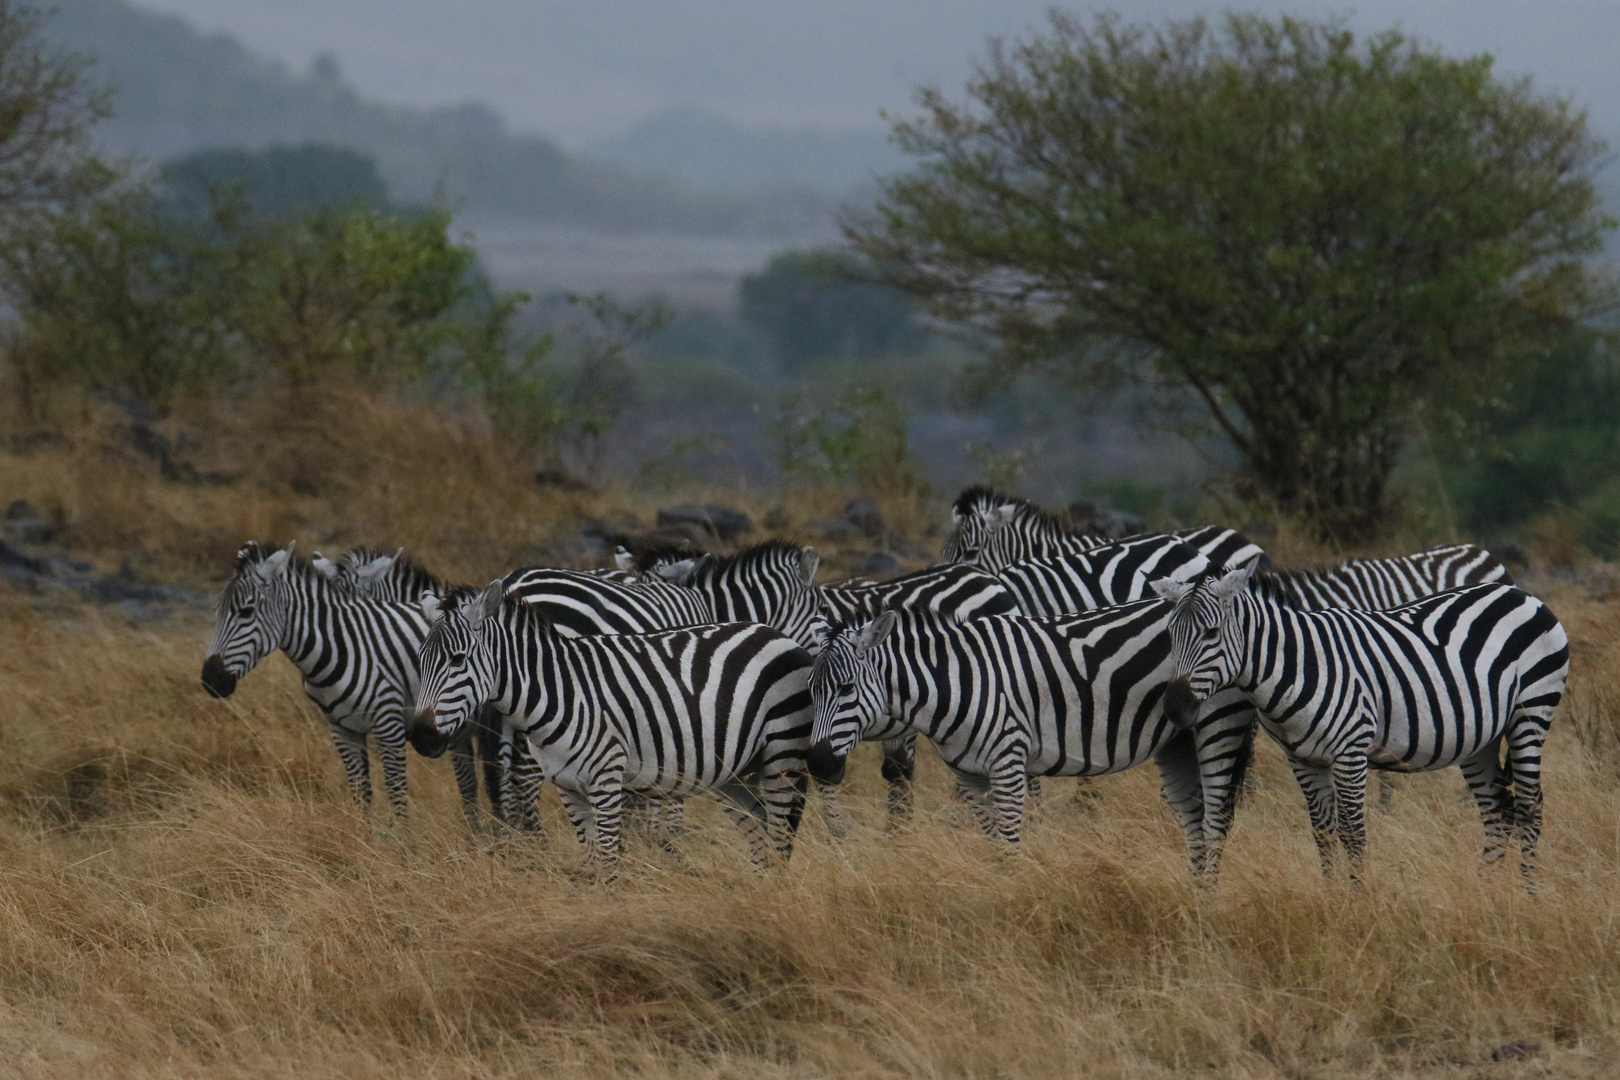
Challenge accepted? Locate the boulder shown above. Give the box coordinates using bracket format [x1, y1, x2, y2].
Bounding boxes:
[842, 497, 885, 539]
[656, 505, 752, 543]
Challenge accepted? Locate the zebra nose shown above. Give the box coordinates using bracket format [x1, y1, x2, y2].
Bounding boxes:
[1163, 678, 1200, 728]
[806, 740, 847, 785]
[201, 655, 236, 698]
[408, 710, 449, 759]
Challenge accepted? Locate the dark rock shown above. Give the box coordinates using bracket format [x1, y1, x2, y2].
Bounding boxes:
[535, 468, 590, 491]
[763, 506, 790, 531]
[843, 498, 885, 539]
[1491, 1041, 1540, 1062]
[6, 429, 73, 455]
[808, 519, 862, 541]
[0, 538, 50, 578]
[1067, 500, 1143, 539]
[854, 552, 901, 578]
[4, 500, 54, 544]
[656, 505, 752, 543]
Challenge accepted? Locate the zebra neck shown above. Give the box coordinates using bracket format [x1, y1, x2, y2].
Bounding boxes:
[500, 613, 568, 727]
[278, 579, 341, 672]
[1234, 590, 1301, 710]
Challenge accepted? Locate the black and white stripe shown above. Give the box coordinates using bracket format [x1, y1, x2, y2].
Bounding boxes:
[1255, 544, 1510, 610]
[202, 542, 431, 817]
[632, 540, 826, 650]
[1155, 565, 1568, 882]
[807, 599, 1254, 874]
[410, 583, 814, 867]
[817, 562, 1020, 813]
[942, 485, 1264, 575]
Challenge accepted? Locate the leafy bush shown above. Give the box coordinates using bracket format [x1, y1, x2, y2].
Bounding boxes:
[740, 250, 925, 374]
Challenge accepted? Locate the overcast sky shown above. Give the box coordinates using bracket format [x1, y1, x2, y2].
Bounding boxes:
[135, 1, 1620, 146]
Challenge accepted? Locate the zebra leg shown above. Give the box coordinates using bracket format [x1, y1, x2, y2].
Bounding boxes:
[1152, 729, 1207, 876]
[557, 787, 594, 850]
[328, 722, 373, 809]
[1376, 771, 1397, 810]
[716, 778, 779, 870]
[508, 736, 544, 834]
[1287, 758, 1340, 877]
[760, 772, 810, 862]
[1459, 739, 1512, 866]
[987, 762, 1029, 844]
[1026, 775, 1043, 801]
[951, 773, 1000, 839]
[815, 781, 848, 839]
[449, 728, 481, 833]
[374, 718, 410, 819]
[880, 735, 916, 818]
[1194, 710, 1259, 881]
[1330, 752, 1370, 877]
[1505, 713, 1552, 885]
[587, 774, 626, 865]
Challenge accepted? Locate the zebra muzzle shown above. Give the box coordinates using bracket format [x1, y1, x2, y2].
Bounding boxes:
[408, 710, 450, 759]
[806, 740, 847, 785]
[201, 655, 237, 698]
[1163, 678, 1200, 728]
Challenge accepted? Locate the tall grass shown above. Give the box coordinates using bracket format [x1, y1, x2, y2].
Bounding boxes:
[1, 389, 1617, 1077]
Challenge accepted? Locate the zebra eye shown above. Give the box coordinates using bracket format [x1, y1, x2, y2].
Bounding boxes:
[840, 682, 855, 695]
[238, 603, 256, 617]
[1202, 627, 1220, 640]
[448, 651, 468, 666]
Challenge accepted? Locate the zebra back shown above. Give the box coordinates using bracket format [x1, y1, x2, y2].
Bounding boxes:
[639, 539, 825, 650]
[502, 566, 713, 637]
[818, 562, 1018, 627]
[1254, 544, 1510, 610]
[997, 534, 1212, 617]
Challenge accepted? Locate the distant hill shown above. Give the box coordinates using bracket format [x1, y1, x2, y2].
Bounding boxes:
[42, 0, 789, 235]
[590, 107, 906, 197]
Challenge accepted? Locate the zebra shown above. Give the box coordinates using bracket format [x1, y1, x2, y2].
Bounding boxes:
[941, 485, 1264, 575]
[1254, 543, 1513, 807]
[627, 539, 826, 650]
[202, 542, 433, 820]
[808, 600, 1254, 875]
[816, 562, 1021, 814]
[1153, 563, 1568, 883]
[410, 582, 814, 867]
[307, 545, 541, 833]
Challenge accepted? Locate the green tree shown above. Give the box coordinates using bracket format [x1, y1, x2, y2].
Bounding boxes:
[849, 12, 1613, 540]
[739, 249, 924, 374]
[160, 143, 391, 222]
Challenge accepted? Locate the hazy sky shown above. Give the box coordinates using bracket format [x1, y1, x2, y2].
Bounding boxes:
[136, 1, 1620, 146]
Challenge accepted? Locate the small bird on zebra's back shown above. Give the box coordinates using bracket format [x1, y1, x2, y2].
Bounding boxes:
[1154, 561, 1568, 886]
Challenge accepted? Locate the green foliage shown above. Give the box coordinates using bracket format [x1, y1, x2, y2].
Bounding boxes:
[160, 143, 390, 222]
[1437, 329, 1620, 553]
[219, 201, 475, 387]
[850, 10, 1614, 541]
[0, 171, 229, 414]
[774, 383, 919, 495]
[739, 249, 925, 374]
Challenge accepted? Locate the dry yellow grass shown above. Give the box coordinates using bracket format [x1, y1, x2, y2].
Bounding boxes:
[1, 390, 1618, 1078]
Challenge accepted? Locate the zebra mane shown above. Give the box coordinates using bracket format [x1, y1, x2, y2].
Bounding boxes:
[628, 538, 708, 572]
[952, 485, 1075, 537]
[339, 545, 446, 598]
[683, 539, 806, 578]
[231, 541, 316, 581]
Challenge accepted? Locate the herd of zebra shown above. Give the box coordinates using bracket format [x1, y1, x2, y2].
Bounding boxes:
[199, 485, 1569, 885]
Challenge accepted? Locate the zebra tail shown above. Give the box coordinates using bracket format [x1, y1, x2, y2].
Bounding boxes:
[1229, 722, 1257, 809]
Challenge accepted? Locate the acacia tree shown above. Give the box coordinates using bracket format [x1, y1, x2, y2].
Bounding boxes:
[849, 12, 1613, 540]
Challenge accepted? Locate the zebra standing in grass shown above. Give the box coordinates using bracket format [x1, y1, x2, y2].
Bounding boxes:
[202, 542, 432, 818]
[816, 562, 1020, 814]
[411, 583, 814, 867]
[630, 540, 827, 650]
[309, 546, 541, 832]
[809, 599, 1254, 875]
[942, 485, 1265, 575]
[1154, 563, 1568, 883]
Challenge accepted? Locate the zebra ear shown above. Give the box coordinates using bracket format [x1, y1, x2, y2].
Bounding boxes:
[799, 546, 820, 587]
[419, 592, 442, 622]
[475, 579, 505, 625]
[311, 552, 339, 580]
[1210, 559, 1258, 598]
[855, 610, 898, 653]
[1150, 577, 1193, 603]
[354, 553, 395, 584]
[613, 545, 635, 571]
[256, 545, 294, 582]
[655, 559, 698, 585]
[987, 504, 1017, 531]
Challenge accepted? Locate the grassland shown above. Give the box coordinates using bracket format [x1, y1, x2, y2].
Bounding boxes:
[1, 388, 1618, 1078]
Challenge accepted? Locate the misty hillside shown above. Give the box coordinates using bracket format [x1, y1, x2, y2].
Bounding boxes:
[591, 107, 906, 196]
[42, 0, 791, 235]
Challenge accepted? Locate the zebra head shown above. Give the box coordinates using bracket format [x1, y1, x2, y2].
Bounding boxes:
[942, 485, 1020, 565]
[202, 542, 297, 698]
[806, 610, 898, 783]
[1153, 561, 1257, 725]
[411, 581, 503, 759]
